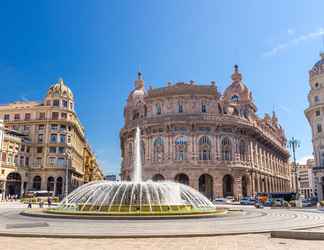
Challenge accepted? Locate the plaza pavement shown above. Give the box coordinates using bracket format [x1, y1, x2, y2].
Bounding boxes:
[1, 202, 324, 249]
[1, 234, 324, 250]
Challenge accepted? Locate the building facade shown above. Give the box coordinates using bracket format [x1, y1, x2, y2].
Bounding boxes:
[120, 67, 291, 200]
[296, 159, 315, 198]
[305, 53, 324, 201]
[0, 79, 103, 199]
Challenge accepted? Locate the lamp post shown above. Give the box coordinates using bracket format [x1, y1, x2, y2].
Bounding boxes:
[64, 150, 71, 200]
[288, 137, 300, 194]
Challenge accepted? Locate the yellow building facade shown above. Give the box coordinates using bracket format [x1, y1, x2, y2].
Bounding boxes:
[0, 79, 103, 199]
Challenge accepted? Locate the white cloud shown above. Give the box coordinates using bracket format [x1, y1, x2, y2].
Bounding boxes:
[297, 155, 313, 165]
[263, 28, 324, 57]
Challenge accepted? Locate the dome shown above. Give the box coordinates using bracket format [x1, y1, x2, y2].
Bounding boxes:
[47, 78, 74, 99]
[223, 65, 252, 102]
[311, 53, 324, 71]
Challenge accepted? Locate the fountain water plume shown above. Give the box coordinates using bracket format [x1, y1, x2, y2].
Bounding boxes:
[133, 127, 142, 182]
[56, 127, 216, 215]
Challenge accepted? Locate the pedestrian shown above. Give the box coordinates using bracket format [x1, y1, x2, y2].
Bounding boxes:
[39, 200, 44, 208]
[27, 200, 32, 209]
[47, 196, 52, 207]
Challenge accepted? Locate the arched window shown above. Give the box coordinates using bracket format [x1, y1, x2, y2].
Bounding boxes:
[47, 176, 55, 192]
[201, 103, 207, 113]
[175, 136, 187, 161]
[239, 140, 247, 161]
[178, 103, 183, 113]
[198, 136, 211, 160]
[55, 177, 63, 196]
[153, 137, 164, 162]
[156, 103, 161, 115]
[33, 176, 42, 191]
[221, 137, 232, 161]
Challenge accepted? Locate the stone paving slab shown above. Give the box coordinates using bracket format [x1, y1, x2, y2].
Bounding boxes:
[1, 234, 324, 250]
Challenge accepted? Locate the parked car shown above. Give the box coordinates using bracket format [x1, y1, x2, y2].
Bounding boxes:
[225, 196, 235, 203]
[213, 198, 227, 204]
[240, 197, 256, 205]
[272, 198, 284, 207]
[302, 199, 312, 207]
[264, 199, 273, 207]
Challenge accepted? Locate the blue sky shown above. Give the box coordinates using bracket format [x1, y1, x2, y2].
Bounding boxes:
[0, 0, 323, 174]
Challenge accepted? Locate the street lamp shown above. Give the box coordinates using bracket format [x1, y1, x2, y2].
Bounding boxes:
[64, 150, 71, 200]
[288, 137, 300, 194]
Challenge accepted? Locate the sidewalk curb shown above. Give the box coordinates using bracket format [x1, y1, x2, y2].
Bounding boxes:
[271, 230, 324, 240]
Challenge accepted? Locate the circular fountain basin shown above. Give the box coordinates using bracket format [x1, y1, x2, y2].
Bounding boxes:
[48, 180, 220, 218]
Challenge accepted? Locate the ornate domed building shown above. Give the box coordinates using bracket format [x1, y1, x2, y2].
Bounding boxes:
[120, 66, 290, 200]
[305, 53, 324, 200]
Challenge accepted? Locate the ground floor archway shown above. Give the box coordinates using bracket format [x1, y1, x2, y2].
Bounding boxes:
[175, 173, 189, 185]
[56, 177, 63, 196]
[6, 172, 22, 197]
[199, 174, 213, 200]
[152, 174, 165, 182]
[223, 174, 233, 197]
[242, 175, 248, 197]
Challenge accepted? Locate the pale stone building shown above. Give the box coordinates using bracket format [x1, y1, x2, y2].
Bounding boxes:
[296, 159, 315, 198]
[0, 79, 103, 198]
[305, 53, 324, 201]
[120, 66, 291, 200]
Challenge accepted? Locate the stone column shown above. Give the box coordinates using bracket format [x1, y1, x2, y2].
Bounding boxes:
[214, 175, 222, 198]
[234, 175, 242, 200]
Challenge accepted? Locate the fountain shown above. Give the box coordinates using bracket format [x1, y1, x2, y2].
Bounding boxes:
[49, 127, 218, 217]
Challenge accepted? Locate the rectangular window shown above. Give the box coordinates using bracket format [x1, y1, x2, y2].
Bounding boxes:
[39, 112, 46, 120]
[21, 145, 25, 152]
[25, 157, 29, 166]
[48, 157, 56, 165]
[60, 134, 66, 143]
[24, 113, 31, 120]
[316, 110, 321, 116]
[26, 146, 30, 153]
[50, 134, 57, 143]
[52, 112, 59, 120]
[19, 156, 24, 166]
[4, 114, 10, 121]
[46, 100, 51, 106]
[53, 100, 60, 107]
[63, 100, 68, 108]
[37, 147, 43, 153]
[67, 135, 71, 143]
[315, 96, 320, 103]
[49, 147, 56, 153]
[58, 147, 65, 154]
[61, 113, 67, 119]
[318, 124, 322, 133]
[38, 134, 43, 143]
[14, 114, 20, 120]
[23, 125, 30, 131]
[60, 125, 66, 131]
[38, 124, 45, 130]
[35, 157, 42, 167]
[51, 124, 58, 131]
[57, 158, 65, 166]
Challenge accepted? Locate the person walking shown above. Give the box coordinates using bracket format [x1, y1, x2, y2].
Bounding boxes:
[47, 196, 52, 208]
